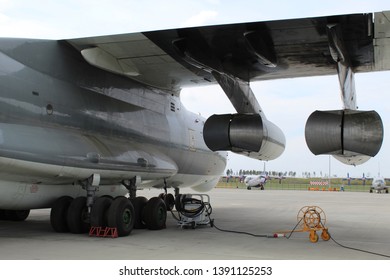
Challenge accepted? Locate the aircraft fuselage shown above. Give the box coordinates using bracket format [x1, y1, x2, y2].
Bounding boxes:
[371, 177, 388, 192]
[0, 39, 226, 209]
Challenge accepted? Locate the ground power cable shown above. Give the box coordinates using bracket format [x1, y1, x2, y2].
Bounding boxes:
[171, 198, 390, 259]
[211, 222, 269, 238]
[321, 222, 390, 259]
[210, 215, 390, 259]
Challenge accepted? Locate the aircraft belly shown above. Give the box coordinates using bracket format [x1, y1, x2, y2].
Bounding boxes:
[0, 123, 178, 184]
[0, 180, 127, 210]
[168, 149, 226, 191]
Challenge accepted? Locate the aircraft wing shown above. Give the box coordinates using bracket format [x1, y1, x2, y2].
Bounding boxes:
[65, 11, 390, 92]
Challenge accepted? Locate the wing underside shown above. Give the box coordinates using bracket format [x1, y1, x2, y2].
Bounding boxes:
[65, 11, 390, 92]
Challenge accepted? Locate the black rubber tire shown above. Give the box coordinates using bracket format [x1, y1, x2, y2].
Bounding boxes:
[0, 210, 5, 220]
[158, 193, 175, 211]
[67, 197, 90, 234]
[90, 196, 112, 227]
[50, 196, 73, 232]
[164, 193, 175, 211]
[143, 197, 167, 230]
[130, 196, 148, 229]
[1, 209, 30, 221]
[107, 197, 135, 237]
[175, 194, 185, 212]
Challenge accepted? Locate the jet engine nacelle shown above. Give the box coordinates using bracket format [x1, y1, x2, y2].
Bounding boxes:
[305, 110, 384, 165]
[203, 114, 285, 161]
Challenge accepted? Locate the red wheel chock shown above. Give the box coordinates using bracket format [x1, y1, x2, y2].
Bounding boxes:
[89, 226, 118, 238]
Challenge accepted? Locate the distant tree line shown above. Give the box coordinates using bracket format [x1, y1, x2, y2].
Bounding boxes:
[226, 169, 297, 177]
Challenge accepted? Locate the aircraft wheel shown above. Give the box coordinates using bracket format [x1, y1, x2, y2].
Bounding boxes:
[165, 193, 175, 211]
[143, 197, 167, 230]
[369, 188, 373, 193]
[50, 196, 73, 232]
[386, 189, 389, 193]
[1, 209, 30, 221]
[107, 197, 135, 237]
[159, 193, 175, 211]
[130, 196, 148, 229]
[174, 194, 184, 212]
[67, 197, 90, 234]
[0, 210, 5, 220]
[90, 196, 112, 227]
[247, 186, 251, 190]
[13, 210, 30, 221]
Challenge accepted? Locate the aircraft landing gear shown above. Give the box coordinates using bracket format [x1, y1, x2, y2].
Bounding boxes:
[67, 196, 89, 234]
[50, 196, 73, 232]
[143, 197, 167, 230]
[131, 196, 148, 229]
[106, 196, 135, 236]
[66, 174, 100, 234]
[0, 209, 30, 221]
[90, 196, 112, 228]
[49, 175, 171, 237]
[122, 177, 167, 230]
[246, 185, 264, 190]
[90, 176, 167, 235]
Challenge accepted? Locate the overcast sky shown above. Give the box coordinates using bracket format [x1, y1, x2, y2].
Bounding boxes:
[1, 0, 390, 178]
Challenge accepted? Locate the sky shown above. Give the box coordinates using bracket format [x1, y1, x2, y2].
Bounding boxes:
[1, 0, 390, 178]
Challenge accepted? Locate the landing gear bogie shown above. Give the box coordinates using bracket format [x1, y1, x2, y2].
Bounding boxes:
[49, 174, 172, 237]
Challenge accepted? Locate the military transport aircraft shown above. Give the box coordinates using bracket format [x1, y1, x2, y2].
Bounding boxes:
[370, 177, 389, 193]
[244, 173, 268, 190]
[0, 11, 388, 236]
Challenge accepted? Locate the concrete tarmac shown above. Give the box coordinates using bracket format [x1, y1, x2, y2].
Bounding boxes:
[0, 188, 389, 260]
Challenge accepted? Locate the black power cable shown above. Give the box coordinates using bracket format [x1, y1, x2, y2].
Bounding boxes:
[172, 198, 390, 259]
[322, 222, 390, 259]
[212, 221, 269, 238]
[210, 214, 390, 259]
